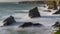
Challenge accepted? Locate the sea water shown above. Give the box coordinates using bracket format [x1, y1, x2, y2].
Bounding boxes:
[0, 2, 59, 34]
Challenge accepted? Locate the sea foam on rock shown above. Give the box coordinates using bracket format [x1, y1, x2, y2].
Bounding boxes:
[53, 9, 60, 14]
[3, 16, 16, 26]
[19, 22, 43, 28]
[29, 7, 41, 18]
[52, 21, 60, 28]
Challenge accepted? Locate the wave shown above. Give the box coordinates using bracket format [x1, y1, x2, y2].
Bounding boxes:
[14, 10, 29, 13]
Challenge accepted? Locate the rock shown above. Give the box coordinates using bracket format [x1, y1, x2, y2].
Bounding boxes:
[43, 5, 46, 8]
[20, 22, 33, 28]
[33, 23, 42, 27]
[52, 21, 60, 28]
[48, 1, 57, 10]
[29, 7, 41, 18]
[53, 9, 60, 14]
[3, 16, 16, 26]
[19, 22, 43, 28]
[53, 1, 57, 10]
[48, 6, 53, 9]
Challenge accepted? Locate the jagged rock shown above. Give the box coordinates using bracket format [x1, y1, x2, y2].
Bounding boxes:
[53, 9, 60, 14]
[19, 22, 43, 28]
[20, 22, 33, 28]
[29, 7, 41, 18]
[52, 21, 60, 28]
[3, 16, 16, 26]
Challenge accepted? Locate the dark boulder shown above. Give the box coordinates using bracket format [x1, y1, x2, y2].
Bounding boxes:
[3, 16, 16, 26]
[20, 22, 33, 28]
[52, 21, 60, 28]
[53, 9, 60, 14]
[53, 1, 57, 10]
[52, 21, 60, 29]
[19, 22, 43, 28]
[29, 7, 41, 18]
[33, 23, 42, 27]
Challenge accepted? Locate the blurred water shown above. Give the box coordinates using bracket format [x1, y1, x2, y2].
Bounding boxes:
[0, 2, 59, 34]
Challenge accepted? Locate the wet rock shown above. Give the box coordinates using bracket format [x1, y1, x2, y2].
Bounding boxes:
[20, 22, 33, 28]
[52, 21, 60, 28]
[19, 22, 43, 28]
[33, 23, 42, 27]
[29, 7, 41, 18]
[53, 9, 60, 14]
[3, 16, 16, 26]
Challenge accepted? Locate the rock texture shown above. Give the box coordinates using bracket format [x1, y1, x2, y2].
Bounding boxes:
[53, 1, 57, 10]
[19, 22, 42, 28]
[20, 22, 33, 28]
[53, 9, 60, 14]
[48, 1, 57, 10]
[3, 16, 16, 26]
[33, 23, 42, 27]
[52, 21, 60, 28]
[29, 7, 41, 18]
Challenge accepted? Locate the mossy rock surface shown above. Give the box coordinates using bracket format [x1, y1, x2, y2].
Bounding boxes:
[54, 30, 60, 34]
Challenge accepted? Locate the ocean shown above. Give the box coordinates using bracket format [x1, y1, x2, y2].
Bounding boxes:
[0, 2, 59, 34]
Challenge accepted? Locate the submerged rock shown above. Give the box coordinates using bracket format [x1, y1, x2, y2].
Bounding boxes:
[3, 16, 16, 26]
[53, 9, 60, 14]
[19, 22, 42, 28]
[29, 7, 41, 18]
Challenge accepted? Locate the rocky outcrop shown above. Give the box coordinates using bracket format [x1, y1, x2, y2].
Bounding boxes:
[52, 21, 60, 28]
[53, 9, 60, 14]
[53, 1, 57, 10]
[20, 22, 33, 28]
[19, 22, 42, 28]
[48, 1, 57, 10]
[29, 7, 41, 18]
[3, 16, 16, 26]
